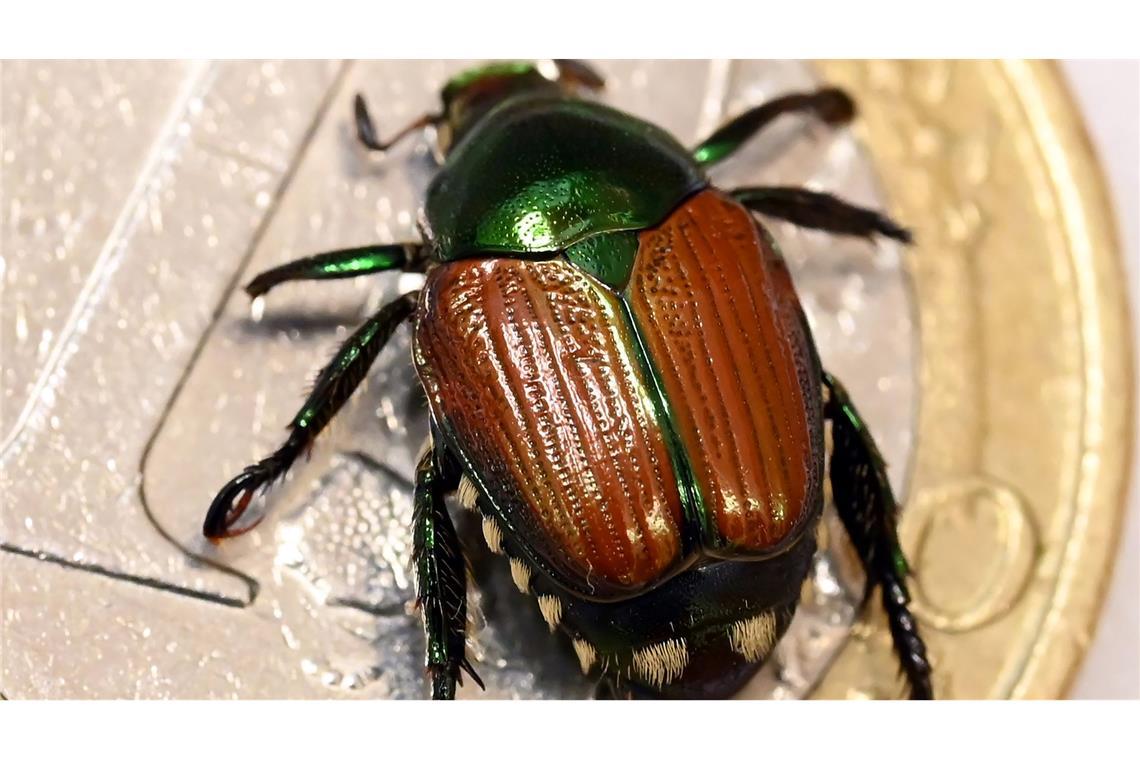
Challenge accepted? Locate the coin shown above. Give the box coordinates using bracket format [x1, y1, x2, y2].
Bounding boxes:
[0, 60, 1130, 699]
[808, 60, 1134, 699]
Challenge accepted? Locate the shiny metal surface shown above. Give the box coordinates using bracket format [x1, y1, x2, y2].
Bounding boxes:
[0, 60, 915, 698]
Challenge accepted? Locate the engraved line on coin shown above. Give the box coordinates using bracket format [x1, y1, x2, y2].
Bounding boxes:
[135, 60, 356, 608]
[0, 61, 217, 459]
[189, 136, 295, 177]
[0, 62, 267, 604]
[0, 542, 244, 608]
[900, 476, 1040, 633]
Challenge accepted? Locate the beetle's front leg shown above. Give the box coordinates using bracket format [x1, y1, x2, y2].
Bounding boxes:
[244, 242, 426, 298]
[202, 292, 419, 539]
[412, 441, 483, 699]
[822, 372, 933, 699]
[353, 94, 440, 154]
[693, 88, 855, 166]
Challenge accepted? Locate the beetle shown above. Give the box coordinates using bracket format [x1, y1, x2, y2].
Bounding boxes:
[203, 60, 932, 700]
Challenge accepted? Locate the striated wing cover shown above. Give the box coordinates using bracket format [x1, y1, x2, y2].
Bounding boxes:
[414, 257, 685, 598]
[627, 190, 823, 553]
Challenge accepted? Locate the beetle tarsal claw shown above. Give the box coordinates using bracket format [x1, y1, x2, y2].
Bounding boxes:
[728, 611, 779, 663]
[631, 638, 689, 689]
[203, 468, 269, 540]
[481, 516, 503, 554]
[571, 638, 597, 674]
[457, 475, 480, 511]
[536, 594, 562, 631]
[509, 557, 532, 594]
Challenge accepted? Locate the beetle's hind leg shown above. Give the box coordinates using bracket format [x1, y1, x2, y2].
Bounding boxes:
[202, 291, 419, 540]
[693, 87, 855, 166]
[412, 440, 484, 699]
[732, 186, 913, 244]
[243, 242, 427, 298]
[822, 372, 933, 699]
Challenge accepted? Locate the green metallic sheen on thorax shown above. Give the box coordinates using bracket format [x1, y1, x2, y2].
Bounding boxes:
[442, 61, 538, 99]
[564, 231, 640, 289]
[426, 93, 707, 260]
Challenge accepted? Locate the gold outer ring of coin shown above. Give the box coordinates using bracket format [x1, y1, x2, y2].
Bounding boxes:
[807, 60, 1135, 699]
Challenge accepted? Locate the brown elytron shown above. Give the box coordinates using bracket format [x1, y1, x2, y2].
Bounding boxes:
[628, 189, 822, 552]
[414, 258, 685, 594]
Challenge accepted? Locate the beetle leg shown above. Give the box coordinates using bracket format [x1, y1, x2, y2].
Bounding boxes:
[412, 443, 484, 700]
[353, 93, 441, 154]
[551, 59, 606, 90]
[732, 186, 913, 244]
[202, 292, 419, 540]
[692, 88, 855, 166]
[822, 372, 933, 699]
[243, 243, 426, 298]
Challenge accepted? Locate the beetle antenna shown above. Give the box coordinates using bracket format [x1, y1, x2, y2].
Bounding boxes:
[354, 93, 441, 153]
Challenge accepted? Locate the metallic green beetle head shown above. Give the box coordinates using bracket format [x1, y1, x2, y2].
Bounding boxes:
[435, 60, 605, 155]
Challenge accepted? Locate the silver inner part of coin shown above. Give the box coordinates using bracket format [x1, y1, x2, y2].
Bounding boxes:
[0, 60, 916, 699]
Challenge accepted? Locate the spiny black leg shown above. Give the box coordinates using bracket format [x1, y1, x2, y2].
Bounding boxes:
[412, 441, 483, 699]
[733, 187, 913, 244]
[202, 291, 419, 540]
[823, 372, 933, 700]
[353, 93, 440, 154]
[244, 243, 426, 298]
[693, 88, 855, 166]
